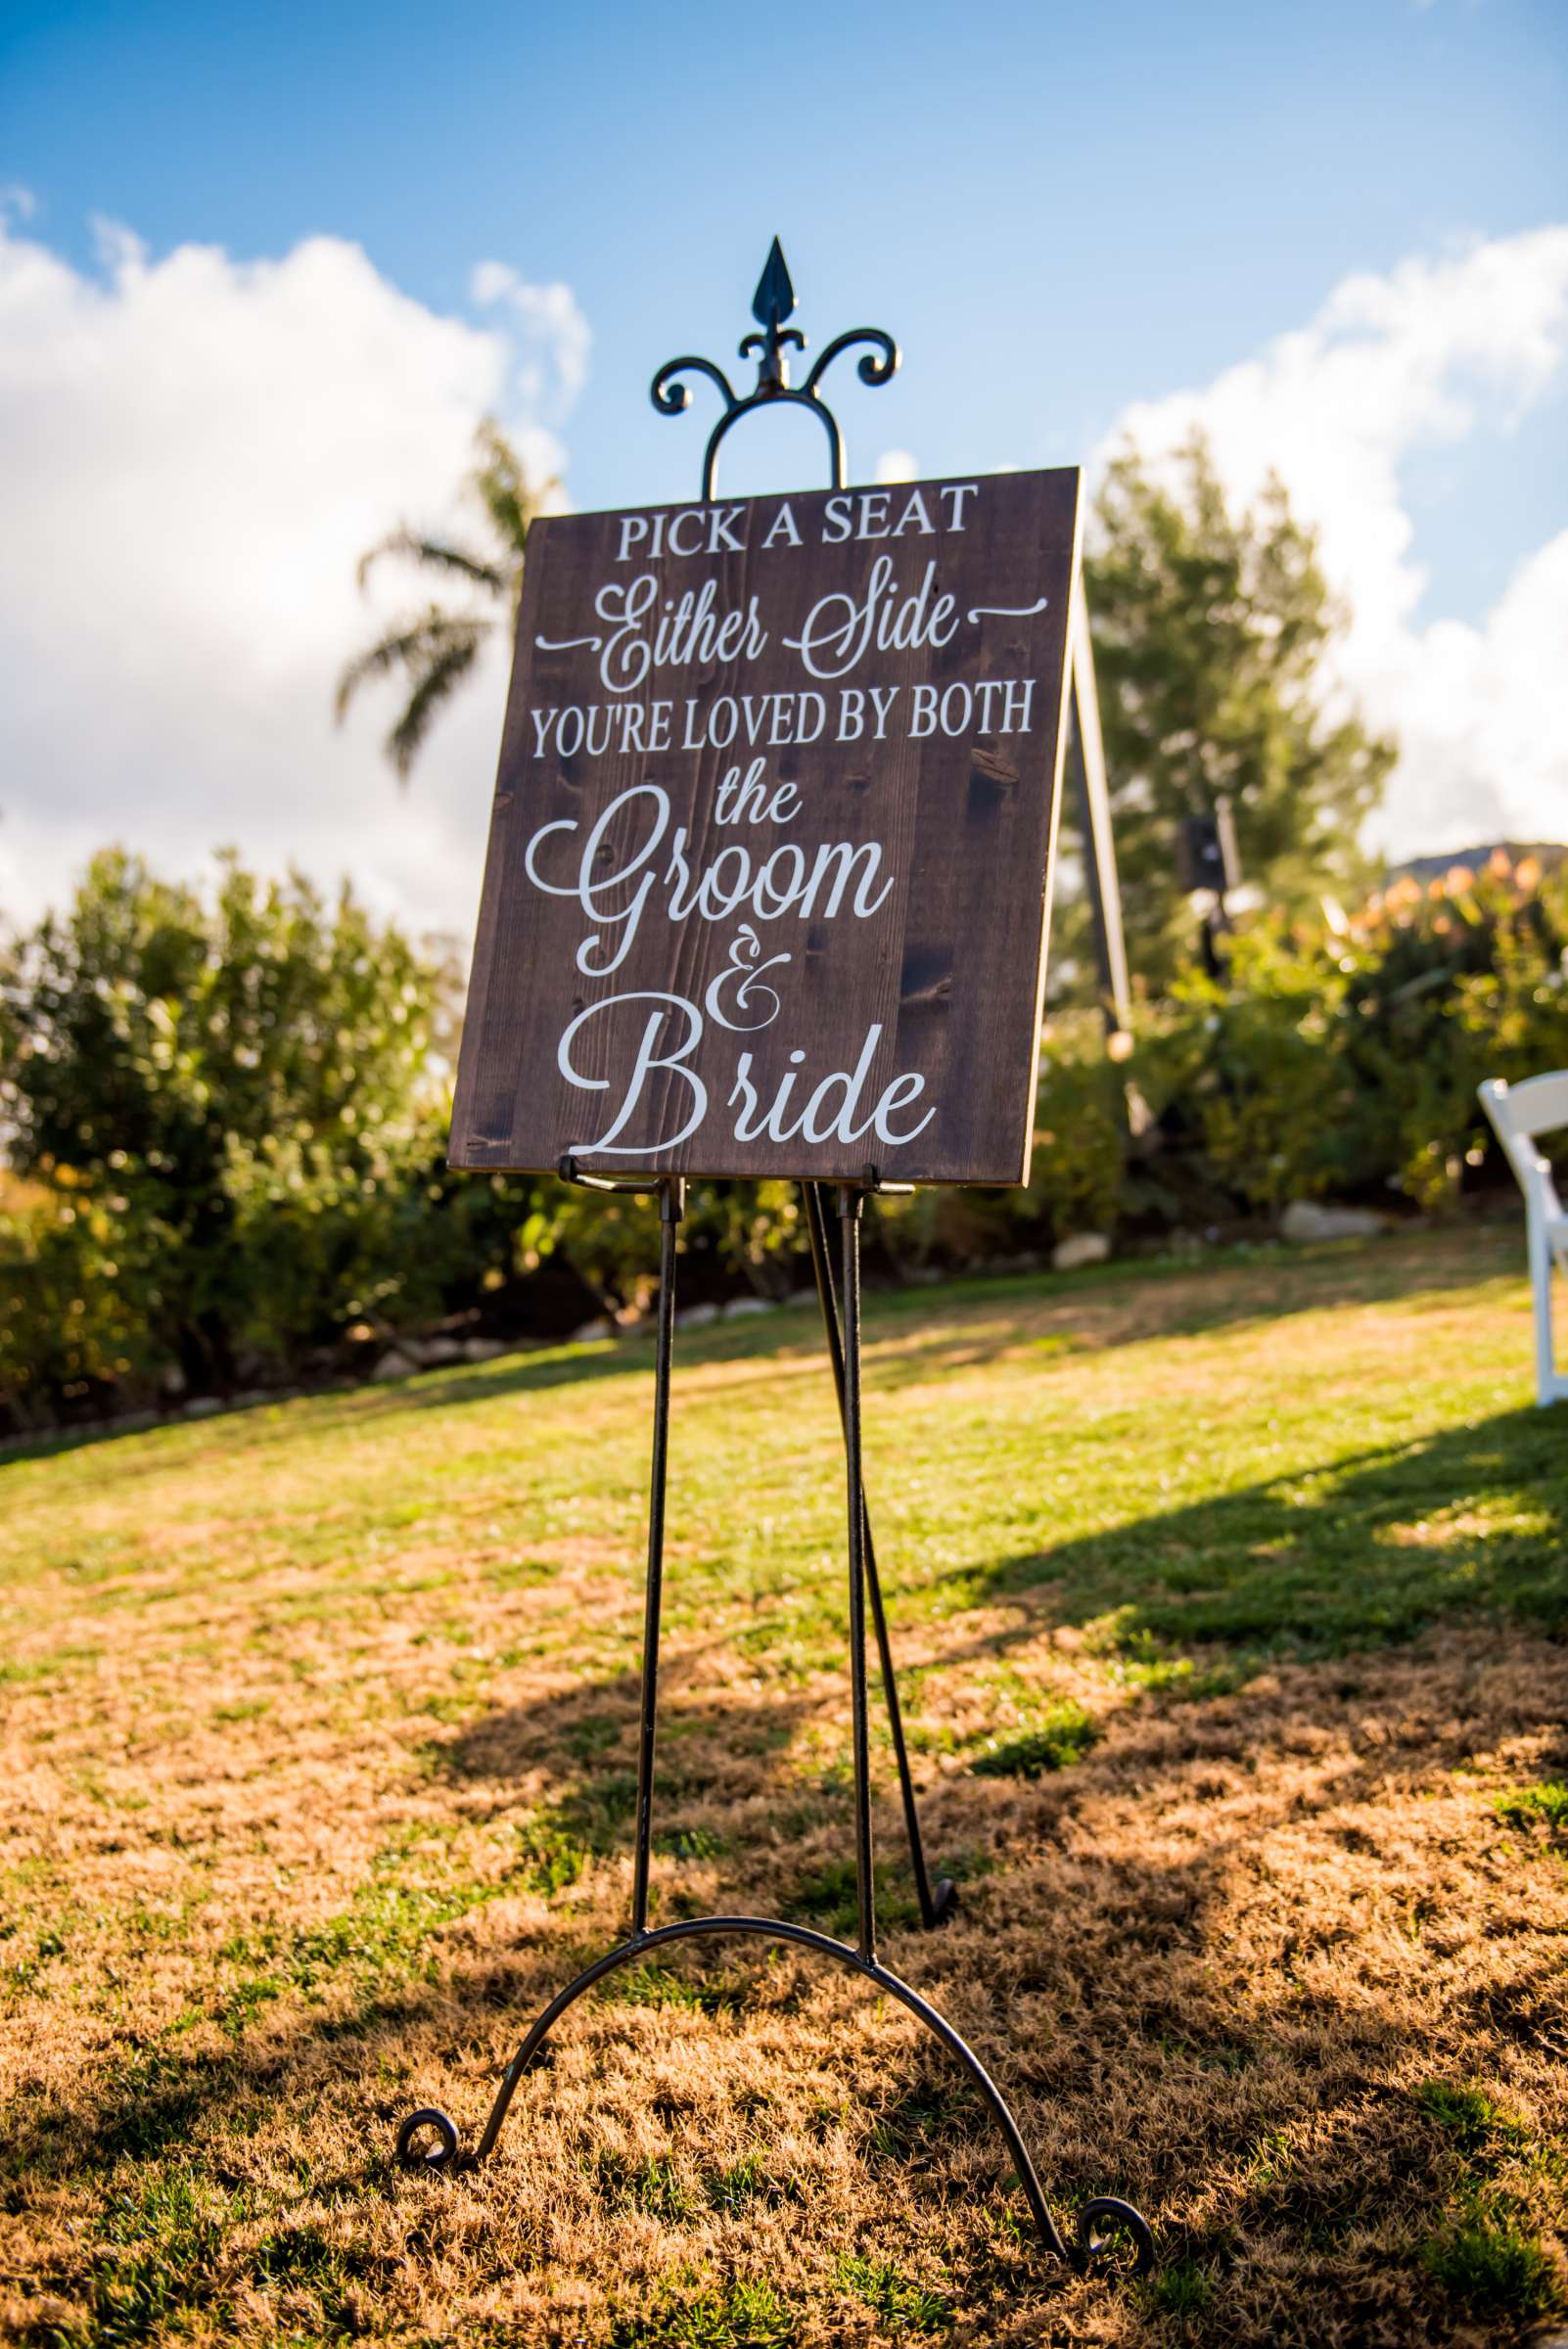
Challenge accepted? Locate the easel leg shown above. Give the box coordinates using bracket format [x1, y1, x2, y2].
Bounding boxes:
[805, 1179, 955, 1927]
[838, 1186, 877, 1962]
[632, 1177, 683, 1931]
[393, 1174, 1153, 2278]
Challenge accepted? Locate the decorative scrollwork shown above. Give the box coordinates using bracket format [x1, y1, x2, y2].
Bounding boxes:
[649, 237, 899, 500]
[1077, 2195, 1156, 2278]
[395, 2105, 461, 2172]
[393, 1913, 1155, 2283]
[739, 325, 806, 376]
[803, 327, 899, 400]
[650, 354, 737, 419]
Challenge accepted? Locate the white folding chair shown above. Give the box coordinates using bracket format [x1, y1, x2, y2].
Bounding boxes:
[1478, 1072, 1568, 1405]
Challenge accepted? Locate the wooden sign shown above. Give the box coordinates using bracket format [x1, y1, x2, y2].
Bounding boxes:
[453, 468, 1083, 1184]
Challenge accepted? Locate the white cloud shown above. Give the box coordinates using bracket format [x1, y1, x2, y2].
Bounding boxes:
[0, 213, 585, 943]
[471, 260, 592, 423]
[874, 447, 919, 484]
[1096, 226, 1568, 857]
[6, 211, 1563, 960]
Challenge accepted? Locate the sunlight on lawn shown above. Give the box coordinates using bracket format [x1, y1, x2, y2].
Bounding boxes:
[2, 1223, 1565, 2347]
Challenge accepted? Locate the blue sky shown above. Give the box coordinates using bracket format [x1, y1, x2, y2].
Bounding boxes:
[6, 0, 1565, 594]
[2, 0, 1566, 931]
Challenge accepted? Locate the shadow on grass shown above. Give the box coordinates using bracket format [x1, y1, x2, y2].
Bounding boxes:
[972, 1405, 1568, 1664]
[12, 1636, 1566, 2349]
[434, 1653, 814, 1797]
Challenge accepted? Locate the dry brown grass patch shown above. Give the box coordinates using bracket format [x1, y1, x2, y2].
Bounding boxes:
[2, 1229, 1565, 2344]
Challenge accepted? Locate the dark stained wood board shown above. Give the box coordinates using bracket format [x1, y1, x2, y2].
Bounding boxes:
[451, 468, 1083, 1184]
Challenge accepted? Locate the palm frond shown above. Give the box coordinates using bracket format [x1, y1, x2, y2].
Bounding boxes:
[341, 418, 547, 781]
[335, 610, 489, 724]
[470, 419, 547, 564]
[385, 628, 485, 782]
[355, 528, 510, 596]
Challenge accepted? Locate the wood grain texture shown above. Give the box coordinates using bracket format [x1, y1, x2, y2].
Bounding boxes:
[452, 469, 1082, 1184]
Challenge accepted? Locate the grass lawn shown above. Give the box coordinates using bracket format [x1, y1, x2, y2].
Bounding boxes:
[2, 1221, 1566, 2347]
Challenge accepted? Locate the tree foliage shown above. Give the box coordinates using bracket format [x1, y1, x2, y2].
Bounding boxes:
[0, 851, 454, 1401]
[1081, 436, 1395, 988]
[0, 852, 809, 1430]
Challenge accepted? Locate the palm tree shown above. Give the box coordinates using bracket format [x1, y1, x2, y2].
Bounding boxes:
[336, 421, 545, 780]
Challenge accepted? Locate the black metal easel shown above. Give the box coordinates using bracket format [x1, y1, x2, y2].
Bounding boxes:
[395, 244, 1153, 2281]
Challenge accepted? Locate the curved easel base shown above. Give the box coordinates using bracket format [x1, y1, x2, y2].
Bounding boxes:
[395, 1911, 1153, 2279]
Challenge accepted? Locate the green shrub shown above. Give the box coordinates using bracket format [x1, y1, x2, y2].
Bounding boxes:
[7, 845, 1568, 1433]
[0, 1179, 165, 1426]
[1340, 855, 1568, 1210]
[1029, 1016, 1130, 1240]
[1175, 932, 1351, 1215]
[892, 1012, 1130, 1265]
